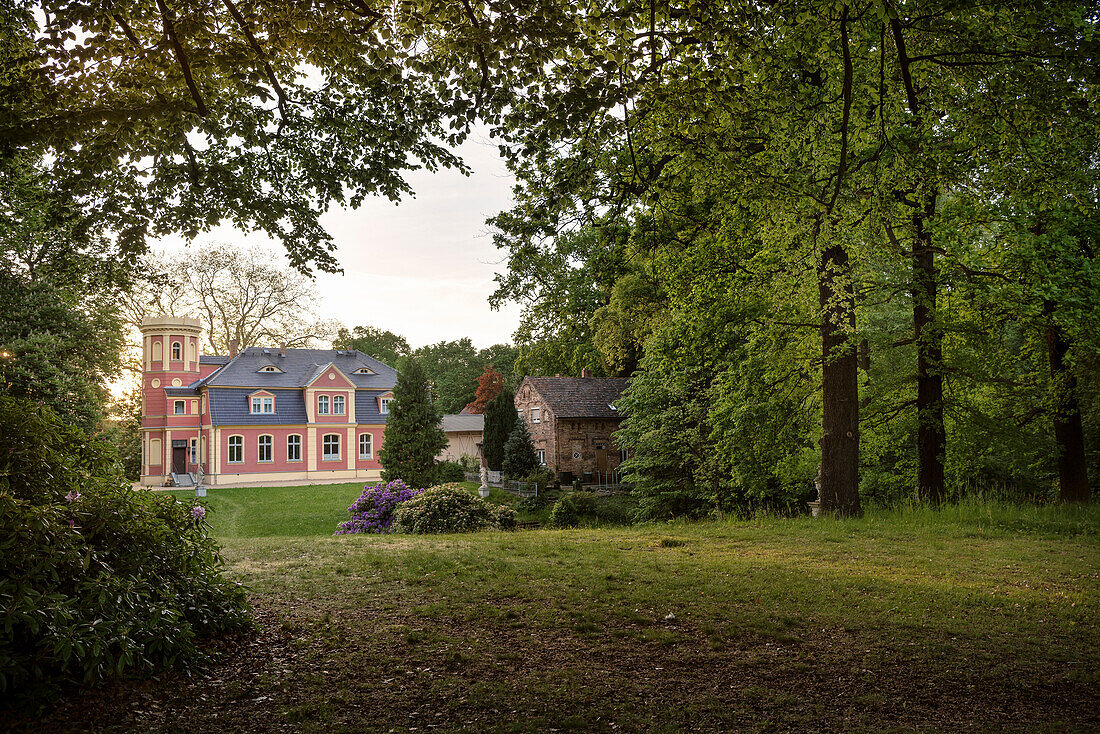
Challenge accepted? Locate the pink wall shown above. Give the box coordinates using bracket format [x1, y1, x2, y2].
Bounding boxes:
[220, 427, 308, 473]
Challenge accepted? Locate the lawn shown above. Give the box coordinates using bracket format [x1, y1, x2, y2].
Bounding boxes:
[35, 485, 1100, 733]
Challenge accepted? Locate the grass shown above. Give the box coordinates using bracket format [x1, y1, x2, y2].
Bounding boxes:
[47, 485, 1100, 733]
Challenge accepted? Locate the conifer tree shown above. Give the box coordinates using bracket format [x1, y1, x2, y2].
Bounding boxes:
[379, 359, 447, 488]
[502, 418, 539, 479]
[482, 386, 516, 472]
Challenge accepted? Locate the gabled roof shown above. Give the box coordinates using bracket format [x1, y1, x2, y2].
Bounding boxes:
[197, 347, 398, 390]
[523, 377, 628, 419]
[442, 414, 484, 433]
[200, 355, 232, 365]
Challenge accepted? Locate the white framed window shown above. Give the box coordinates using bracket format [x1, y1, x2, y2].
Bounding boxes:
[380, 397, 391, 414]
[287, 434, 302, 462]
[174, 400, 185, 415]
[537, 449, 546, 465]
[189, 438, 197, 463]
[333, 395, 345, 415]
[531, 406, 541, 424]
[318, 395, 330, 415]
[228, 435, 243, 463]
[322, 434, 340, 461]
[257, 435, 273, 462]
[250, 396, 275, 414]
[171, 341, 182, 360]
[359, 433, 372, 460]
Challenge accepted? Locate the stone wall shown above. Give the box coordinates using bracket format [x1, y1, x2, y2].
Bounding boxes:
[515, 380, 557, 470]
[552, 418, 624, 480]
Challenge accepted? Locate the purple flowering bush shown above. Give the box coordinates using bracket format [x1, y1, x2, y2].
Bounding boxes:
[334, 480, 423, 534]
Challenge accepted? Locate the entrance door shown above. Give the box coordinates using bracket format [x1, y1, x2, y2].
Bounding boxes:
[595, 446, 608, 476]
[172, 446, 187, 474]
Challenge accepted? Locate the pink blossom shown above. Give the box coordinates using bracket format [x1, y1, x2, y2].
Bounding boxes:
[190, 505, 207, 520]
[65, 490, 81, 503]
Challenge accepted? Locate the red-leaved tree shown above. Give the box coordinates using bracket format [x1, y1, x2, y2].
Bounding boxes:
[463, 366, 504, 414]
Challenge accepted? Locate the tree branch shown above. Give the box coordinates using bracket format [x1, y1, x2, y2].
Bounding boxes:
[156, 0, 207, 117]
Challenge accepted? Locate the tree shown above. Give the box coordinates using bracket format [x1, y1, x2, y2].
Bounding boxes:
[379, 358, 446, 488]
[334, 326, 410, 368]
[482, 386, 517, 472]
[410, 339, 519, 414]
[122, 245, 339, 354]
[464, 366, 504, 414]
[502, 418, 538, 478]
[2, 1, 473, 273]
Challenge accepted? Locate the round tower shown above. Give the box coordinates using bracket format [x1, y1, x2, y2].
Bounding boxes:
[139, 317, 203, 485]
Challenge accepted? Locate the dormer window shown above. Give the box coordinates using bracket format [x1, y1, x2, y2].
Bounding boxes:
[250, 395, 274, 414]
[258, 365, 282, 373]
[380, 397, 391, 414]
[171, 342, 182, 360]
[353, 367, 375, 374]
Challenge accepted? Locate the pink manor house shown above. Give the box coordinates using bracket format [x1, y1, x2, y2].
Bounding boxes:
[139, 317, 396, 487]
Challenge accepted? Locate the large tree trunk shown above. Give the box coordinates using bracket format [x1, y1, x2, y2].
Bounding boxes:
[912, 189, 945, 504]
[818, 242, 862, 517]
[1044, 302, 1091, 502]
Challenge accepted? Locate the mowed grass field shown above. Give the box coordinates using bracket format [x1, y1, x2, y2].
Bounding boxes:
[37, 483, 1100, 733]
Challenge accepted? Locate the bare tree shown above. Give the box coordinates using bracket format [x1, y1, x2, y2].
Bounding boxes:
[122, 245, 339, 354]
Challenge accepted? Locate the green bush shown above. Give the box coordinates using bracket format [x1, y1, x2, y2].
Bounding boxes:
[489, 504, 518, 530]
[0, 398, 250, 709]
[392, 483, 494, 534]
[548, 491, 600, 528]
[434, 460, 466, 483]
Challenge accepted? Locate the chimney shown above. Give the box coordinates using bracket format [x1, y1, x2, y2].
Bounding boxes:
[279, 343, 287, 357]
[228, 339, 239, 357]
[580, 368, 592, 378]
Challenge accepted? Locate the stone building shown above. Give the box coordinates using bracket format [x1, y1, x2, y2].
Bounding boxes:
[514, 371, 628, 483]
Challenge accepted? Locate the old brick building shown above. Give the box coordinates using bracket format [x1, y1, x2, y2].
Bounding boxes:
[515, 372, 628, 483]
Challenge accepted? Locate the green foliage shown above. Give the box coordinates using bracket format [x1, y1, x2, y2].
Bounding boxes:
[488, 504, 518, 531]
[482, 386, 517, 472]
[0, 398, 249, 708]
[2, 2, 473, 271]
[380, 359, 447, 489]
[502, 419, 538, 479]
[434, 460, 466, 484]
[334, 326, 410, 369]
[548, 492, 600, 528]
[408, 339, 519, 414]
[392, 483, 494, 534]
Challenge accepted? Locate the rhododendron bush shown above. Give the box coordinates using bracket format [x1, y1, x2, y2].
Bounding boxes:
[334, 480, 423, 534]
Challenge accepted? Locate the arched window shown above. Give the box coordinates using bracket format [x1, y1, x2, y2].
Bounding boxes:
[333, 395, 345, 415]
[257, 435, 273, 462]
[287, 435, 302, 462]
[359, 433, 372, 460]
[171, 341, 182, 360]
[151, 340, 162, 363]
[318, 395, 330, 415]
[228, 435, 243, 463]
[322, 434, 340, 461]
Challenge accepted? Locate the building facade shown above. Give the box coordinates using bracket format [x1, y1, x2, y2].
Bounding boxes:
[514, 373, 628, 483]
[139, 317, 396, 487]
[439, 414, 484, 463]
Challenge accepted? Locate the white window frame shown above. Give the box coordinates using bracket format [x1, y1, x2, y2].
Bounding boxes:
[359, 433, 372, 460]
[227, 435, 243, 463]
[174, 400, 185, 415]
[258, 434, 273, 463]
[171, 341, 182, 360]
[536, 449, 546, 465]
[531, 406, 541, 424]
[263, 396, 274, 413]
[333, 395, 346, 415]
[379, 397, 391, 414]
[287, 434, 302, 462]
[322, 434, 340, 461]
[318, 395, 330, 415]
[189, 438, 197, 463]
[251, 397, 262, 414]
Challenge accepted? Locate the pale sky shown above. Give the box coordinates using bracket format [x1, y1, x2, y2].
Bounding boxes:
[156, 128, 523, 350]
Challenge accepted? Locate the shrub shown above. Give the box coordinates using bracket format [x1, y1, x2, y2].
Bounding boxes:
[490, 504, 518, 530]
[502, 419, 539, 478]
[434, 460, 466, 484]
[0, 398, 249, 709]
[334, 480, 422, 534]
[517, 492, 554, 513]
[458, 454, 480, 474]
[548, 491, 600, 528]
[392, 483, 494, 534]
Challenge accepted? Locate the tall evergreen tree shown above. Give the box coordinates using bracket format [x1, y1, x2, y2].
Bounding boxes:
[379, 359, 446, 488]
[483, 386, 516, 472]
[502, 419, 538, 478]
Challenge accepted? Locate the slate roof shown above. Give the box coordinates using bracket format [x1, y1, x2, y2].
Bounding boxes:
[205, 387, 391, 426]
[200, 355, 232, 365]
[524, 377, 628, 419]
[164, 386, 199, 397]
[197, 347, 398, 390]
[442, 414, 484, 433]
